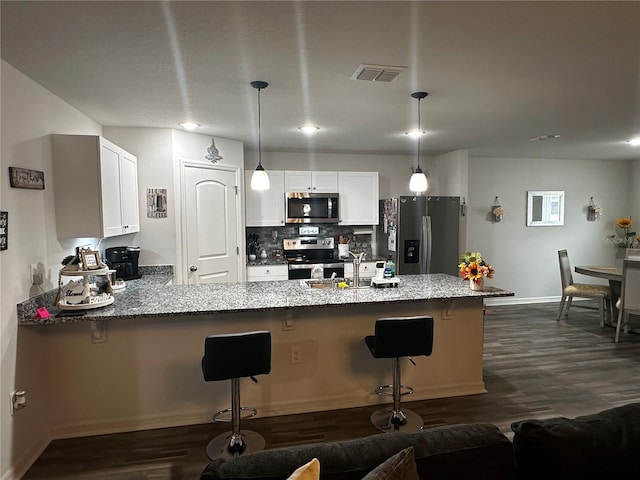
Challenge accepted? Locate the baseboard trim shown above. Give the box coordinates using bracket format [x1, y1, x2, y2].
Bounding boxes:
[2, 433, 49, 480]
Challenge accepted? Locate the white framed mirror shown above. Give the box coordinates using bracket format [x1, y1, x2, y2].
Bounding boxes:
[527, 191, 565, 226]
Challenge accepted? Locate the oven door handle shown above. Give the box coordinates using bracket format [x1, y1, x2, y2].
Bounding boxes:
[288, 264, 315, 270]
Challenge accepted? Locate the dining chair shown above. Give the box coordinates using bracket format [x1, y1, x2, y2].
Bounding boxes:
[557, 249, 612, 327]
[614, 259, 640, 342]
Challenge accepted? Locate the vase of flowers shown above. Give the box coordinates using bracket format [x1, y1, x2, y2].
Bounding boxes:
[459, 252, 494, 291]
[612, 217, 639, 258]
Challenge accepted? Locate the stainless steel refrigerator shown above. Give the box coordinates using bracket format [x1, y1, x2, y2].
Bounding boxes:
[377, 196, 461, 276]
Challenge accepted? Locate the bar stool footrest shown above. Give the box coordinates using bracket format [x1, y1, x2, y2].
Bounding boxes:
[212, 406, 257, 423]
[374, 384, 414, 397]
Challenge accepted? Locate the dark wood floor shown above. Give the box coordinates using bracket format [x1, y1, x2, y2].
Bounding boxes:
[22, 302, 640, 480]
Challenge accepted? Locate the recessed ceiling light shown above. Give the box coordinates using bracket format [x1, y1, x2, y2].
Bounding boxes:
[180, 122, 200, 130]
[628, 137, 640, 147]
[528, 134, 561, 142]
[298, 125, 320, 134]
[405, 129, 426, 139]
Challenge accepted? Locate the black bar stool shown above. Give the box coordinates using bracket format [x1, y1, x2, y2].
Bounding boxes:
[364, 316, 434, 432]
[201, 330, 271, 459]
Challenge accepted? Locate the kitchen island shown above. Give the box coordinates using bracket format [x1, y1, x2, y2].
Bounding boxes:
[17, 274, 513, 440]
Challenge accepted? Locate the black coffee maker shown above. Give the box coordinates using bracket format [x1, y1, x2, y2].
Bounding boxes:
[104, 246, 142, 280]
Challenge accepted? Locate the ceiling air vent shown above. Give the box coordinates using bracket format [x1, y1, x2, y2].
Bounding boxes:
[351, 64, 407, 83]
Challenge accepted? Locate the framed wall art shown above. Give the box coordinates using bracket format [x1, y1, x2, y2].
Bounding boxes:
[147, 188, 168, 218]
[8, 167, 45, 190]
[0, 211, 7, 250]
[527, 190, 565, 226]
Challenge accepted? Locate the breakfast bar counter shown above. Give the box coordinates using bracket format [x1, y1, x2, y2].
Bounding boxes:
[19, 273, 512, 325]
[16, 274, 514, 439]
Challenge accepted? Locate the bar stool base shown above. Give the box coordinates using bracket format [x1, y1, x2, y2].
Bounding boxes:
[206, 430, 266, 460]
[370, 407, 423, 433]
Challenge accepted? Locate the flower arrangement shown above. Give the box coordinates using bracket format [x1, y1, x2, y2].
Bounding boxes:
[458, 251, 494, 284]
[612, 217, 638, 248]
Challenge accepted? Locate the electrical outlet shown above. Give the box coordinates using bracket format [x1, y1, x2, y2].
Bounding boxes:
[291, 346, 302, 364]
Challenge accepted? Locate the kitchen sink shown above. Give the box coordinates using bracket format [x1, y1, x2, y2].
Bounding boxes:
[299, 278, 371, 289]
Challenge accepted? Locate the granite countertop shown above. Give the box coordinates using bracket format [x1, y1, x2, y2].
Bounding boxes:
[18, 273, 513, 326]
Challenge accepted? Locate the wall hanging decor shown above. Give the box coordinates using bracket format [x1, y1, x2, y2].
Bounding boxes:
[491, 197, 504, 222]
[587, 197, 602, 221]
[0, 211, 7, 250]
[147, 188, 168, 218]
[8, 167, 45, 189]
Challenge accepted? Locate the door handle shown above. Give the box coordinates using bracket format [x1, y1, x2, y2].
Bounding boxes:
[190, 265, 198, 272]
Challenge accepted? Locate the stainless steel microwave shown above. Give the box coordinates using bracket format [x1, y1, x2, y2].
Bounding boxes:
[286, 192, 339, 224]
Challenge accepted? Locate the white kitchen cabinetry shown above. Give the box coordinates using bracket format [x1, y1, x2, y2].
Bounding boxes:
[344, 261, 377, 279]
[338, 171, 379, 225]
[52, 135, 140, 238]
[247, 264, 288, 282]
[245, 170, 285, 226]
[284, 171, 338, 192]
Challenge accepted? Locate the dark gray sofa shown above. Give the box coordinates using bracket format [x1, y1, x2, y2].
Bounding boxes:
[201, 403, 640, 480]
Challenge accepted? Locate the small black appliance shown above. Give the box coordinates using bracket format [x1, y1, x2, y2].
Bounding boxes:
[104, 246, 142, 281]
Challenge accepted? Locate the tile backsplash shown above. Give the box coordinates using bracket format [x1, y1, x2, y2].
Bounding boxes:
[247, 225, 374, 260]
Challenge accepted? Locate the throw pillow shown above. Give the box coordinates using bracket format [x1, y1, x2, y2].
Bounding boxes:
[361, 446, 419, 480]
[287, 458, 320, 480]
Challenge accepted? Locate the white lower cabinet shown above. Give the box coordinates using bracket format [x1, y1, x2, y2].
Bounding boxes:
[247, 264, 288, 282]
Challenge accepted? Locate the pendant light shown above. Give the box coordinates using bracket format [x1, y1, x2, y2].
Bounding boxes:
[250, 81, 270, 190]
[409, 91, 429, 194]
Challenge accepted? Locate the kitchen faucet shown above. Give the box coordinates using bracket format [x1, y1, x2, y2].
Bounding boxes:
[348, 251, 365, 287]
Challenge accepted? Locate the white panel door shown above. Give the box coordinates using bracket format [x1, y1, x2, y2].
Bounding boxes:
[184, 165, 239, 284]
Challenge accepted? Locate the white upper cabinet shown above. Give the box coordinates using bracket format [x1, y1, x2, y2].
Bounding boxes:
[284, 171, 338, 192]
[245, 170, 286, 226]
[52, 135, 140, 238]
[338, 171, 379, 225]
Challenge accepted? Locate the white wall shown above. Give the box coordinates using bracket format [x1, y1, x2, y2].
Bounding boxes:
[102, 127, 176, 266]
[467, 156, 633, 303]
[1, 60, 103, 480]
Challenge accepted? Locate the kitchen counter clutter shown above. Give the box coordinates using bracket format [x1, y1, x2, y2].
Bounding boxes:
[19, 273, 513, 325]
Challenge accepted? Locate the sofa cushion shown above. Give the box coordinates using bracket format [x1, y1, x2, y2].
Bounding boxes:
[200, 423, 514, 480]
[361, 447, 418, 480]
[287, 458, 319, 480]
[511, 403, 640, 480]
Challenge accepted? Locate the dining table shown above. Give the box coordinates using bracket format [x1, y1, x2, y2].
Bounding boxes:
[574, 265, 622, 327]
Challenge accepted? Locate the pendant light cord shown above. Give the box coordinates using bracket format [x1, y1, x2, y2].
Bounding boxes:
[257, 87, 262, 168]
[417, 97, 421, 170]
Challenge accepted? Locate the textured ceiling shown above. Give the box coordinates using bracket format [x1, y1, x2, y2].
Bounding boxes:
[2, 1, 640, 160]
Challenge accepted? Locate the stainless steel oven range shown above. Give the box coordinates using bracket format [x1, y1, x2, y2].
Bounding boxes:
[283, 237, 344, 280]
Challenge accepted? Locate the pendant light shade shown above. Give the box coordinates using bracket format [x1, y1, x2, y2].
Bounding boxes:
[250, 80, 270, 191]
[410, 91, 429, 194]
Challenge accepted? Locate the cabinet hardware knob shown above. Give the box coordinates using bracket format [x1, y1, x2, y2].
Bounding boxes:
[190, 265, 198, 272]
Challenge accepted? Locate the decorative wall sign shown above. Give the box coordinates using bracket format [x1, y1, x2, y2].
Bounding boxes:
[147, 188, 167, 218]
[8, 167, 45, 189]
[0, 211, 7, 250]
